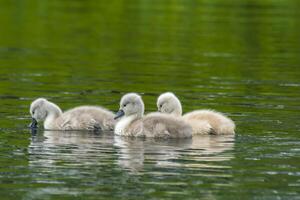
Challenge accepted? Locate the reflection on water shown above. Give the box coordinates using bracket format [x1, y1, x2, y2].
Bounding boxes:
[29, 131, 234, 175]
[29, 131, 115, 169]
[114, 135, 234, 172]
[27, 131, 236, 198]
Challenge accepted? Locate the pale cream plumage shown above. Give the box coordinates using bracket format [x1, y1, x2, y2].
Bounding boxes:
[157, 92, 235, 135]
[29, 98, 115, 130]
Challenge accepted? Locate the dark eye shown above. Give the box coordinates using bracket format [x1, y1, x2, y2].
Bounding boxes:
[160, 104, 162, 108]
[123, 104, 126, 107]
[32, 111, 35, 114]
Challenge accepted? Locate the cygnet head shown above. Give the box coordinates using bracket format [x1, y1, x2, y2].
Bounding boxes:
[157, 92, 182, 116]
[30, 98, 49, 122]
[114, 93, 144, 119]
[29, 98, 62, 129]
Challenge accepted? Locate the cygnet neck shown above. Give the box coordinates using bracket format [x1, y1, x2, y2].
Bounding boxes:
[44, 101, 63, 128]
[130, 112, 143, 120]
[171, 108, 182, 116]
[171, 97, 183, 116]
[134, 99, 145, 119]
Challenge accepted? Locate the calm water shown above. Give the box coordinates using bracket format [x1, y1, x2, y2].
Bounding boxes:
[0, 0, 300, 199]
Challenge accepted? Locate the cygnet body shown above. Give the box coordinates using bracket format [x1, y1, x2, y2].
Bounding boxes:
[29, 98, 115, 131]
[157, 92, 235, 135]
[114, 93, 192, 138]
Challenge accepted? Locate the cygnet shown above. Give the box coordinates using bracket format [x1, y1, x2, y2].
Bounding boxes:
[157, 92, 235, 135]
[29, 98, 115, 131]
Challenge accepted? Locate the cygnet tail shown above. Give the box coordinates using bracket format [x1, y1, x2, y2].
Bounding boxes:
[217, 120, 235, 135]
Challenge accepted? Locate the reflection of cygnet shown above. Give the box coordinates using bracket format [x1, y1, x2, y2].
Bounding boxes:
[28, 131, 115, 175]
[113, 136, 193, 172]
[114, 93, 192, 138]
[190, 135, 235, 160]
[113, 136, 145, 172]
[157, 92, 235, 135]
[29, 98, 115, 130]
[114, 135, 235, 172]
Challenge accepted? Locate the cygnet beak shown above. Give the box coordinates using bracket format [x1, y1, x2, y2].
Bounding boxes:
[29, 118, 38, 129]
[114, 110, 125, 120]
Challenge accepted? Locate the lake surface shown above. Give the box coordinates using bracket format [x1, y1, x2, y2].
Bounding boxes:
[0, 0, 300, 199]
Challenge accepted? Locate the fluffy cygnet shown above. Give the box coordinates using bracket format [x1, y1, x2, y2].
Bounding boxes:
[157, 92, 235, 135]
[114, 93, 192, 138]
[29, 98, 115, 131]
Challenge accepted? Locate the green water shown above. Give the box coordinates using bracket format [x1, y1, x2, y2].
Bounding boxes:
[0, 0, 300, 199]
